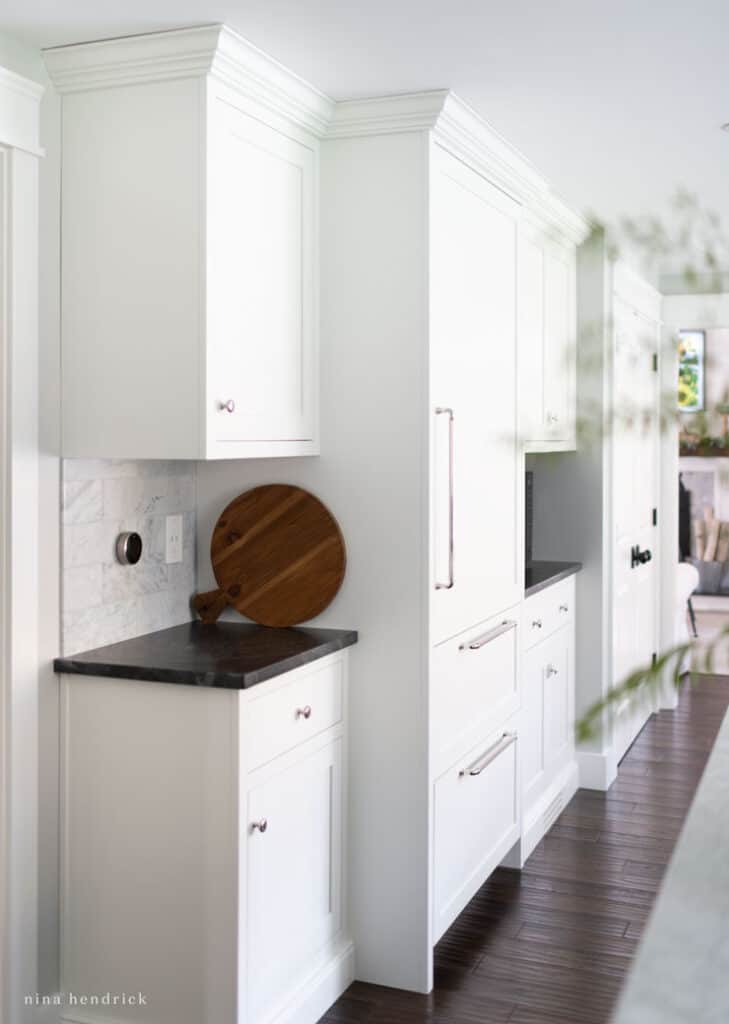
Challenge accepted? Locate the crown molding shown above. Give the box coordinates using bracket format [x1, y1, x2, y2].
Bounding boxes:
[41, 25, 588, 239]
[327, 89, 451, 138]
[0, 67, 44, 156]
[43, 24, 334, 137]
[328, 89, 589, 245]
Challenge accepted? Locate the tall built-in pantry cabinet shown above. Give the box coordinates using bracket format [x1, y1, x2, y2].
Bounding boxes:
[318, 92, 587, 994]
[44, 27, 333, 459]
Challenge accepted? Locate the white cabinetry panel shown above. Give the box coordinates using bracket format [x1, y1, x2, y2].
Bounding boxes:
[518, 221, 577, 450]
[47, 28, 321, 460]
[518, 577, 577, 865]
[208, 99, 316, 446]
[431, 147, 521, 643]
[247, 738, 342, 1023]
[433, 721, 519, 941]
[431, 610, 520, 777]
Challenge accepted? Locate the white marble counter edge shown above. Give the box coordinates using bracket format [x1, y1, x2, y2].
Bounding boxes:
[612, 697, 729, 1023]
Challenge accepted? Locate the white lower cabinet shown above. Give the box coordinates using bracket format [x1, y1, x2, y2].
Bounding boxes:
[433, 719, 520, 941]
[247, 739, 343, 1023]
[430, 608, 522, 942]
[60, 652, 352, 1024]
[518, 577, 579, 865]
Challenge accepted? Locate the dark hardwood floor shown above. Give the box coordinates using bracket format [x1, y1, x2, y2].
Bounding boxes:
[322, 674, 729, 1024]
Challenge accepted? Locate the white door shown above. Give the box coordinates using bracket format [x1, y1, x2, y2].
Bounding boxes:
[431, 146, 521, 644]
[612, 298, 660, 762]
[247, 739, 341, 1022]
[207, 97, 316, 444]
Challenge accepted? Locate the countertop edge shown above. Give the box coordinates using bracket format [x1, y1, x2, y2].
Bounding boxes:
[54, 629, 359, 690]
[525, 561, 582, 598]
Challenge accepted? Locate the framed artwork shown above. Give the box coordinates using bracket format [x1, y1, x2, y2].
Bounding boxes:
[678, 329, 705, 411]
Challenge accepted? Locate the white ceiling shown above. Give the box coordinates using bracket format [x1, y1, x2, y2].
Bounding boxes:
[4, 0, 729, 274]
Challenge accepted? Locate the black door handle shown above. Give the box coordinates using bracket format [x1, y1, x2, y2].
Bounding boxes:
[631, 545, 653, 568]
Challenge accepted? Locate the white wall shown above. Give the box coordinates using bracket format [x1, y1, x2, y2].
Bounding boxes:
[0, 29, 62, 1016]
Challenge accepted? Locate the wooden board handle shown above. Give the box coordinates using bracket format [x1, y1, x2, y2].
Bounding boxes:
[193, 588, 229, 624]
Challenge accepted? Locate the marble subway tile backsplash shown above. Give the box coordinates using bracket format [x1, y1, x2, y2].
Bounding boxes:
[61, 460, 197, 656]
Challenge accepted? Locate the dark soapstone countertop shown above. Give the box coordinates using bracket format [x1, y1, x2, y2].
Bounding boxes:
[525, 560, 582, 598]
[54, 621, 358, 689]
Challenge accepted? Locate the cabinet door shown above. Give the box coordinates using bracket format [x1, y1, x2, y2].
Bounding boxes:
[543, 243, 575, 443]
[517, 228, 545, 441]
[431, 146, 521, 644]
[521, 645, 545, 805]
[433, 725, 519, 941]
[247, 739, 341, 1022]
[518, 226, 576, 448]
[522, 623, 572, 817]
[207, 98, 316, 446]
[542, 629, 570, 772]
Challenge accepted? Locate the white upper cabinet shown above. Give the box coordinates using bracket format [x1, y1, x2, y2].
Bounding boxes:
[518, 217, 583, 451]
[45, 26, 331, 459]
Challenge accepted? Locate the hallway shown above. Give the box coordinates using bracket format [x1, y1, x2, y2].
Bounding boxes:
[322, 675, 729, 1024]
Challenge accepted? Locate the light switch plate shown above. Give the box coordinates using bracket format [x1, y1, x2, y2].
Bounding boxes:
[165, 514, 183, 565]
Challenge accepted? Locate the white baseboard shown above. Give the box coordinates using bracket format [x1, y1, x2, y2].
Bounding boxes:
[59, 940, 355, 1024]
[576, 748, 617, 791]
[502, 759, 579, 868]
[267, 937, 354, 1024]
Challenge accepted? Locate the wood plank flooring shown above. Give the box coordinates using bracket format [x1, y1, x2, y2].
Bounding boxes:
[322, 674, 729, 1024]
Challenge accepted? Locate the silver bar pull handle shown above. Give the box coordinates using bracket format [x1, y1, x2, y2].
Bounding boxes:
[460, 619, 517, 651]
[435, 407, 454, 591]
[459, 732, 517, 777]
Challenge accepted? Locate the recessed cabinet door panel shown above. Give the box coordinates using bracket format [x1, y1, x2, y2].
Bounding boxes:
[521, 646, 544, 803]
[247, 740, 341, 1022]
[433, 727, 519, 940]
[543, 631, 570, 771]
[543, 246, 572, 442]
[431, 147, 521, 643]
[208, 100, 315, 444]
[431, 613, 519, 776]
[518, 229, 545, 441]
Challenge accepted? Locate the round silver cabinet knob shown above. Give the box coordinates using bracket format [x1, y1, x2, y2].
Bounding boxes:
[220, 399, 236, 414]
[547, 664, 559, 677]
[559, 604, 569, 613]
[532, 619, 543, 629]
[296, 705, 312, 720]
[251, 818, 268, 834]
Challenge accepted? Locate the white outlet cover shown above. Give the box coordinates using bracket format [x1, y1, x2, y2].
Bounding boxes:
[165, 514, 183, 565]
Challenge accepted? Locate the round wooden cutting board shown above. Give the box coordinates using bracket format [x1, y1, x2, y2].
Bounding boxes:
[193, 485, 346, 627]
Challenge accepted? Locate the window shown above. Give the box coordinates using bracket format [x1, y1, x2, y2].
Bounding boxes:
[678, 330, 705, 411]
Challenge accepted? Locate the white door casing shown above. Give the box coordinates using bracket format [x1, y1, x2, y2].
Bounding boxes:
[0, 64, 44, 1024]
[612, 297, 660, 762]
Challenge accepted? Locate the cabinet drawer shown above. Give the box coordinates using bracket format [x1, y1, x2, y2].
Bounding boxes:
[433, 721, 519, 941]
[246, 659, 343, 771]
[431, 610, 519, 775]
[523, 576, 574, 650]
